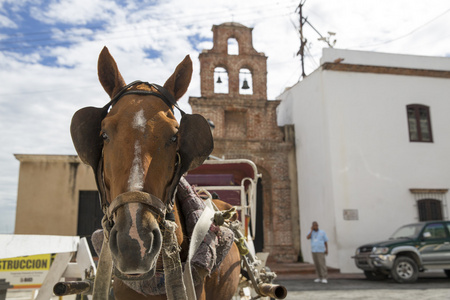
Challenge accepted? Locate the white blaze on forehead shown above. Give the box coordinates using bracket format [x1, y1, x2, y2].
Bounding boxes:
[128, 109, 147, 191]
[128, 141, 144, 191]
[133, 109, 146, 132]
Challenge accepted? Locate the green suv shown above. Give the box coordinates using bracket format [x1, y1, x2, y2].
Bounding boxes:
[352, 221, 450, 283]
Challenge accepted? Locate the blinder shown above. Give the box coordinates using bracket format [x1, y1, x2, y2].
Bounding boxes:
[70, 80, 214, 217]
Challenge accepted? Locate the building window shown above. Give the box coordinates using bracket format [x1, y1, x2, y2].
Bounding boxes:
[418, 199, 443, 221]
[407, 104, 433, 142]
[227, 38, 239, 55]
[410, 189, 448, 221]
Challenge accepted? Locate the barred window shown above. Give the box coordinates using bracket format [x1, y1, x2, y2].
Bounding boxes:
[417, 199, 443, 221]
[410, 189, 448, 221]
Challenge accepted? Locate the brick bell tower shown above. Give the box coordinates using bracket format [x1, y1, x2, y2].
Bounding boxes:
[189, 22, 298, 262]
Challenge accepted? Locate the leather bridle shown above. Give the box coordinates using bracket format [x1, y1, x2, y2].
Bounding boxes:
[97, 81, 184, 235]
[106, 80, 186, 116]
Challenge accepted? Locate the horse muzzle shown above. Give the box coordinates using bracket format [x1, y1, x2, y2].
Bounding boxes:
[106, 191, 166, 280]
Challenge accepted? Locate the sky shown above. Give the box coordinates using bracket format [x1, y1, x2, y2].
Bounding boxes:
[1, 0, 449, 234]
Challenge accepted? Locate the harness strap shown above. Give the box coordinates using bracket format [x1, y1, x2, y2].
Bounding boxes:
[108, 191, 166, 221]
[92, 216, 114, 300]
[182, 204, 215, 300]
[152, 83, 186, 116]
[162, 220, 188, 300]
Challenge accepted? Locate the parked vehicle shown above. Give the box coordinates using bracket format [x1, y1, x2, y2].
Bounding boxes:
[352, 221, 450, 283]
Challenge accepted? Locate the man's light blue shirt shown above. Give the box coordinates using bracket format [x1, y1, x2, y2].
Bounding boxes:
[310, 229, 328, 253]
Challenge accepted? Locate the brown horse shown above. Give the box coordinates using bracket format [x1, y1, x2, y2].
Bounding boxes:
[70, 47, 240, 300]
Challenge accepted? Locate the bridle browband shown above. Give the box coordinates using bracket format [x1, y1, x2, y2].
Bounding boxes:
[99, 80, 184, 231]
[105, 80, 186, 116]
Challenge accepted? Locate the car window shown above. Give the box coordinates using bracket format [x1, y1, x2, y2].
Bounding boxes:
[423, 223, 446, 239]
[390, 224, 423, 239]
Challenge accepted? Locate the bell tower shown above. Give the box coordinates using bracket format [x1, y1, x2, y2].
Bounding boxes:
[199, 22, 267, 100]
[189, 22, 298, 263]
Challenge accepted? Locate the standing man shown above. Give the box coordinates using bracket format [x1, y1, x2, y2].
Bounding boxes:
[306, 221, 329, 283]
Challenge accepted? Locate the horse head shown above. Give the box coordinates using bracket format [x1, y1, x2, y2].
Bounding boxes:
[70, 47, 213, 280]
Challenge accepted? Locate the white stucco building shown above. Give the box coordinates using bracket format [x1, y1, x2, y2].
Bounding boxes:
[277, 48, 450, 273]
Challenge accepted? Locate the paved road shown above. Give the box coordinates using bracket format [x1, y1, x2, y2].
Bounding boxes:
[280, 289, 450, 300]
[274, 272, 450, 300]
[6, 272, 449, 299]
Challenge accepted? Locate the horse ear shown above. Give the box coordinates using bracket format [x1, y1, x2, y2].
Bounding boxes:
[163, 55, 193, 101]
[71, 106, 107, 169]
[98, 46, 126, 98]
[178, 114, 214, 173]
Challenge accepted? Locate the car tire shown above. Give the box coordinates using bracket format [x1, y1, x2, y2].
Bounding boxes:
[445, 269, 450, 278]
[364, 270, 388, 281]
[391, 256, 419, 283]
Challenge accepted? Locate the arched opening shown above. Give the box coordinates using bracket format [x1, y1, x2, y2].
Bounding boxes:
[227, 38, 239, 55]
[239, 68, 253, 95]
[214, 67, 228, 94]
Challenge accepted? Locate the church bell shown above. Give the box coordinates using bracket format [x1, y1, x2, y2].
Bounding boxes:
[241, 78, 250, 89]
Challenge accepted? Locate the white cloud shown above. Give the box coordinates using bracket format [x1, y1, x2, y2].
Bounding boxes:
[30, 0, 122, 25]
[0, 14, 16, 28]
[1, 0, 450, 233]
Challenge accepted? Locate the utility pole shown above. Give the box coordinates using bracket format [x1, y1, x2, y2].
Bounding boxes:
[296, 0, 307, 78]
[295, 0, 336, 79]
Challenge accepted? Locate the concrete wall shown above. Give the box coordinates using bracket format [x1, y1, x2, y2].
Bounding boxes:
[14, 155, 96, 235]
[277, 48, 450, 272]
[278, 69, 339, 268]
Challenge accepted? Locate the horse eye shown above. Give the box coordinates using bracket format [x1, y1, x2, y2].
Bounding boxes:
[101, 132, 109, 141]
[170, 135, 177, 143]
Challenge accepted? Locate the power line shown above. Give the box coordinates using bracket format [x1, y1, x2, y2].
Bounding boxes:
[4, 1, 298, 39]
[304, 45, 319, 69]
[0, 1, 297, 49]
[355, 7, 450, 49]
[0, 3, 299, 96]
[295, 0, 335, 79]
[0, 85, 99, 97]
[0, 9, 296, 51]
